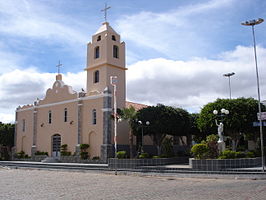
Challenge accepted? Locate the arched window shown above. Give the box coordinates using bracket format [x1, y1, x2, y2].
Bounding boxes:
[94, 46, 100, 59]
[94, 70, 99, 83]
[92, 109, 97, 125]
[113, 45, 119, 58]
[112, 35, 116, 41]
[64, 108, 68, 122]
[97, 35, 101, 41]
[48, 110, 52, 124]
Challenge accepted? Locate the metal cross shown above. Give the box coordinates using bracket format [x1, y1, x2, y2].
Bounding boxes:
[56, 60, 62, 74]
[101, 3, 111, 22]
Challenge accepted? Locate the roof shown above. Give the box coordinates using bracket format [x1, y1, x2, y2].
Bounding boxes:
[125, 101, 148, 111]
[95, 22, 117, 35]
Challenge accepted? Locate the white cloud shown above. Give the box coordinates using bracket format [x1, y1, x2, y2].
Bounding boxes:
[126, 45, 266, 112]
[0, 68, 86, 123]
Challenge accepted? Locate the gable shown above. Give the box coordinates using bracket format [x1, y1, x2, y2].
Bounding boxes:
[39, 80, 77, 105]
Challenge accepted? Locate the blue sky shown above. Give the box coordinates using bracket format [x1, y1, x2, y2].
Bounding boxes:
[0, 0, 266, 122]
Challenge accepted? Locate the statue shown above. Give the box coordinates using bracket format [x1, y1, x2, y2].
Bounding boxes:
[215, 119, 226, 153]
[215, 120, 224, 143]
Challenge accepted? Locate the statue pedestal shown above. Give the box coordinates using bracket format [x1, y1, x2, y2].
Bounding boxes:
[218, 141, 226, 153]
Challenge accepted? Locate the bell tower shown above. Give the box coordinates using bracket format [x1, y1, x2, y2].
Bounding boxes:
[85, 21, 126, 108]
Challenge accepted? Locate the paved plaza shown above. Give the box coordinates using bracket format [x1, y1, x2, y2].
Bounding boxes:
[0, 168, 266, 200]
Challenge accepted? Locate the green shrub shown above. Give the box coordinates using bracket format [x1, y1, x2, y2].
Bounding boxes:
[79, 144, 89, 159]
[116, 151, 127, 159]
[218, 150, 238, 159]
[206, 134, 218, 142]
[16, 151, 30, 159]
[159, 154, 168, 158]
[152, 156, 160, 159]
[161, 137, 174, 157]
[138, 152, 149, 159]
[35, 151, 48, 156]
[80, 152, 89, 160]
[191, 144, 209, 159]
[60, 144, 71, 156]
[80, 144, 90, 150]
[219, 150, 256, 159]
[235, 152, 246, 158]
[92, 156, 100, 160]
[219, 150, 236, 159]
[15, 151, 29, 159]
[61, 144, 68, 150]
[246, 151, 255, 158]
[61, 151, 71, 156]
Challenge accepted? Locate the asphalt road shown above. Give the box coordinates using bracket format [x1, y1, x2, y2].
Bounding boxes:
[0, 168, 265, 200]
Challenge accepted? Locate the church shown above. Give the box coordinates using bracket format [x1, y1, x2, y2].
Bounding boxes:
[14, 18, 142, 162]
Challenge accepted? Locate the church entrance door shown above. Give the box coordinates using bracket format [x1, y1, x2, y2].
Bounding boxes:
[52, 134, 61, 158]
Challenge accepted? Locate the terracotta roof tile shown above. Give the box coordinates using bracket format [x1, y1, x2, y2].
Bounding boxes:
[125, 101, 148, 111]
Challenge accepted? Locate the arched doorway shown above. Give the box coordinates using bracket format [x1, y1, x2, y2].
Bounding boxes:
[52, 134, 61, 158]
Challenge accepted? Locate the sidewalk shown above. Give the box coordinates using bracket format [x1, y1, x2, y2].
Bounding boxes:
[1, 161, 266, 180]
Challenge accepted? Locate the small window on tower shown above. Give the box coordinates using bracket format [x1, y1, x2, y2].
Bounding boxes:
[97, 35, 101, 41]
[94, 46, 100, 59]
[112, 35, 116, 41]
[64, 108, 68, 122]
[92, 109, 97, 125]
[22, 119, 26, 132]
[48, 110, 52, 124]
[94, 70, 99, 83]
[113, 45, 119, 58]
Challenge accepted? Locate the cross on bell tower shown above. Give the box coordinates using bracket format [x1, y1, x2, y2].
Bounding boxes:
[56, 60, 63, 74]
[101, 3, 111, 22]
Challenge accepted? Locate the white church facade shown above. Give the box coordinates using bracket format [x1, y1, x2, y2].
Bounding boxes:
[14, 21, 137, 162]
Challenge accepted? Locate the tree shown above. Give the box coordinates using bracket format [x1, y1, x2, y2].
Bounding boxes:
[190, 113, 206, 143]
[0, 122, 15, 160]
[197, 98, 264, 151]
[118, 106, 137, 158]
[0, 123, 15, 147]
[133, 104, 190, 155]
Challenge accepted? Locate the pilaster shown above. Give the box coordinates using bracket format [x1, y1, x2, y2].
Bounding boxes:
[101, 87, 113, 162]
[76, 101, 83, 154]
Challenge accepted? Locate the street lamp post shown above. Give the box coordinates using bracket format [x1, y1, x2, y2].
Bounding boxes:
[110, 76, 118, 175]
[241, 18, 264, 172]
[223, 72, 235, 99]
[138, 120, 150, 153]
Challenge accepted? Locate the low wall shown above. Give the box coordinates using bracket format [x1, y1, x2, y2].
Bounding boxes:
[189, 157, 262, 171]
[60, 156, 105, 164]
[109, 157, 189, 169]
[13, 155, 47, 162]
[13, 155, 105, 164]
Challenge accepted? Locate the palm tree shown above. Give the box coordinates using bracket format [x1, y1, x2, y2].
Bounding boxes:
[119, 106, 137, 158]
